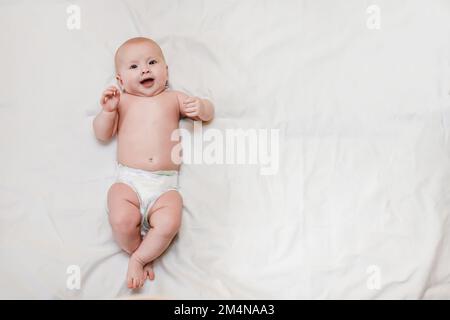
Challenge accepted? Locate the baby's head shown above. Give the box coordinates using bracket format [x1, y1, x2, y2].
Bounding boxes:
[115, 37, 168, 97]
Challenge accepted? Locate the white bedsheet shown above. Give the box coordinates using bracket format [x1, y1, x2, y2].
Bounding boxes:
[1, 0, 450, 299]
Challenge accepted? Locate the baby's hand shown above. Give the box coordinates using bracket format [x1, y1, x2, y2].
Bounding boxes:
[183, 96, 206, 119]
[100, 86, 120, 112]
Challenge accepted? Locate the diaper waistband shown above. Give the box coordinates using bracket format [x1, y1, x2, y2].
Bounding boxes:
[117, 163, 178, 178]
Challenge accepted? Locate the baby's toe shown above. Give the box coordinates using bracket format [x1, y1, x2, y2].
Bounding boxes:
[144, 263, 155, 281]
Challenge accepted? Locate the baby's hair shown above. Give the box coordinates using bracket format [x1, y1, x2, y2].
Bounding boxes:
[114, 37, 166, 73]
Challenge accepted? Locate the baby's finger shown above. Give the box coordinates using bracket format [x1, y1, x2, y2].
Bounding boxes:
[106, 91, 119, 99]
[184, 102, 198, 109]
[102, 96, 110, 105]
[100, 95, 109, 105]
[185, 110, 198, 115]
[110, 87, 120, 96]
[183, 97, 196, 104]
[186, 110, 199, 116]
[102, 92, 116, 102]
[101, 96, 110, 104]
[107, 86, 119, 95]
[102, 90, 114, 98]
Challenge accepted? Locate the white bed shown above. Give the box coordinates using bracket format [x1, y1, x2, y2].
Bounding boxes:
[1, 0, 449, 299]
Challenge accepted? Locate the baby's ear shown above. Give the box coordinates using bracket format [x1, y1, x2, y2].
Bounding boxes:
[115, 74, 124, 90]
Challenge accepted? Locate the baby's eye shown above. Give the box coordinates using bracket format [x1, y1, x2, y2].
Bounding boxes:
[129, 64, 138, 69]
[149, 60, 157, 65]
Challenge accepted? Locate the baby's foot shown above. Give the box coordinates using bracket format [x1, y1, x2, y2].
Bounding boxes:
[127, 255, 146, 289]
[143, 262, 155, 281]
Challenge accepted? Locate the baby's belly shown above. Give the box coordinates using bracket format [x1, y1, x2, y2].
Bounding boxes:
[117, 135, 180, 172]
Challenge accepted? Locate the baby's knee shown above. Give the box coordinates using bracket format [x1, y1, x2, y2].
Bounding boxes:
[155, 211, 181, 238]
[109, 212, 141, 234]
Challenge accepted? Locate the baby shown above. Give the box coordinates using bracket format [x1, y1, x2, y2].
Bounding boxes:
[93, 37, 214, 289]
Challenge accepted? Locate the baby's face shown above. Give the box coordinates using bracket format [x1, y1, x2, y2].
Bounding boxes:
[115, 41, 168, 97]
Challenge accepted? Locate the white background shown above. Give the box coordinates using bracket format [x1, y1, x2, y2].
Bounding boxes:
[0, 0, 449, 299]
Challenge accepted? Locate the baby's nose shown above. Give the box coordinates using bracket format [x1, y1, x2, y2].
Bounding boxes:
[141, 67, 150, 75]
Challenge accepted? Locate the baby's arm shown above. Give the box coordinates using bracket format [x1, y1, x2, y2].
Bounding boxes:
[93, 86, 120, 142]
[175, 91, 214, 122]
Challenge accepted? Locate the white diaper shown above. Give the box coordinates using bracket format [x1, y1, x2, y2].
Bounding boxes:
[107, 163, 179, 235]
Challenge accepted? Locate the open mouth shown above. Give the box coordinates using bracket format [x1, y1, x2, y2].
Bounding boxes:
[140, 77, 155, 87]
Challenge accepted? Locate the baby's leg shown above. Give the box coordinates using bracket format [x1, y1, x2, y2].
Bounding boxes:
[127, 190, 182, 289]
[107, 183, 142, 254]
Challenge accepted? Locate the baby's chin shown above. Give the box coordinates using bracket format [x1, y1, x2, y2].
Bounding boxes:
[126, 84, 166, 97]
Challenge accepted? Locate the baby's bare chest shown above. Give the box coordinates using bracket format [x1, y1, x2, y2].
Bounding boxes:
[118, 96, 180, 132]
